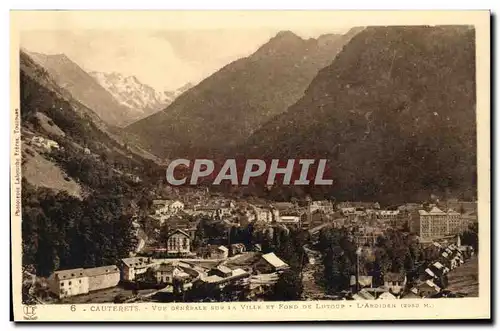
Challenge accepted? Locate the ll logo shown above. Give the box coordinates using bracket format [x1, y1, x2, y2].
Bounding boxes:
[23, 305, 37, 320]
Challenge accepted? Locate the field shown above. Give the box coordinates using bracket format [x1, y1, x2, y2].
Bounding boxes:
[22, 145, 82, 198]
[446, 256, 479, 297]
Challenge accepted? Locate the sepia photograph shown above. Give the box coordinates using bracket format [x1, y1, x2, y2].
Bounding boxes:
[10, 10, 490, 322]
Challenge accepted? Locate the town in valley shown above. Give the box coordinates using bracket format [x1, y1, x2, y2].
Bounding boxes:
[23, 186, 479, 304]
[18, 23, 479, 307]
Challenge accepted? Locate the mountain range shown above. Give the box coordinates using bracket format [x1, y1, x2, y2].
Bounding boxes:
[90, 71, 193, 120]
[126, 28, 364, 158]
[21, 26, 477, 203]
[27, 52, 191, 127]
[241, 26, 477, 203]
[20, 49, 164, 196]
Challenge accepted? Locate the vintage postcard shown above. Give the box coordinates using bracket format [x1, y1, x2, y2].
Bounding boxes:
[10, 10, 490, 322]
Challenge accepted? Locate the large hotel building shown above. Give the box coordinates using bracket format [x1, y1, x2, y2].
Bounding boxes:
[409, 206, 469, 242]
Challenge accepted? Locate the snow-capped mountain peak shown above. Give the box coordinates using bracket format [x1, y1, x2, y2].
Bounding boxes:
[90, 71, 192, 116]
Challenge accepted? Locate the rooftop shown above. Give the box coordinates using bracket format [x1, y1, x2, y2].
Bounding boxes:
[352, 289, 376, 300]
[216, 265, 233, 274]
[84, 265, 119, 277]
[272, 202, 295, 210]
[349, 275, 373, 287]
[418, 206, 460, 216]
[157, 263, 175, 272]
[383, 272, 405, 283]
[262, 253, 289, 270]
[54, 268, 85, 280]
[378, 291, 397, 299]
[203, 275, 224, 283]
[121, 257, 149, 268]
[167, 229, 190, 238]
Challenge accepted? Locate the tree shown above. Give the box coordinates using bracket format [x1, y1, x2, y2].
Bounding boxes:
[22, 181, 140, 276]
[272, 270, 303, 301]
[159, 223, 171, 248]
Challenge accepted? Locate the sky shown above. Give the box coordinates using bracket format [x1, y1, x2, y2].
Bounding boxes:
[14, 10, 484, 92]
[20, 28, 348, 91]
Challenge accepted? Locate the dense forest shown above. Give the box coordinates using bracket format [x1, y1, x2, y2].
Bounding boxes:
[22, 180, 138, 277]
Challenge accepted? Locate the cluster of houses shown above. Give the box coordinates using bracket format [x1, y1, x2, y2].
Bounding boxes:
[46, 197, 476, 300]
[47, 194, 477, 301]
[350, 272, 407, 300]
[349, 236, 474, 301]
[146, 197, 476, 232]
[146, 198, 304, 233]
[48, 251, 290, 300]
[139, 197, 477, 264]
[408, 238, 474, 298]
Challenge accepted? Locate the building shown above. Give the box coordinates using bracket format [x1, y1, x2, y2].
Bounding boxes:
[120, 257, 150, 281]
[48, 268, 88, 299]
[352, 288, 376, 300]
[272, 202, 295, 211]
[397, 203, 422, 212]
[409, 207, 465, 242]
[153, 200, 184, 215]
[378, 210, 400, 221]
[378, 210, 412, 229]
[340, 207, 356, 216]
[85, 265, 120, 292]
[167, 200, 185, 213]
[424, 259, 451, 283]
[154, 263, 190, 284]
[193, 201, 234, 219]
[230, 243, 246, 256]
[166, 229, 191, 255]
[155, 263, 175, 284]
[440, 247, 464, 270]
[199, 268, 249, 290]
[210, 246, 229, 259]
[383, 272, 406, 295]
[353, 226, 383, 247]
[310, 200, 334, 213]
[337, 202, 380, 210]
[431, 261, 450, 276]
[446, 209, 464, 235]
[208, 265, 233, 278]
[254, 253, 289, 274]
[349, 275, 373, 289]
[48, 265, 120, 299]
[254, 206, 273, 223]
[278, 215, 300, 225]
[416, 279, 441, 298]
[378, 291, 397, 300]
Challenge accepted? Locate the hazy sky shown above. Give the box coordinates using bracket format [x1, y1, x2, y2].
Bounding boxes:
[20, 28, 348, 91]
[15, 10, 483, 91]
